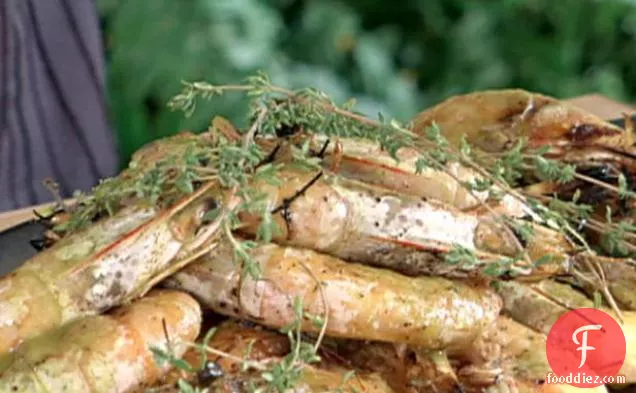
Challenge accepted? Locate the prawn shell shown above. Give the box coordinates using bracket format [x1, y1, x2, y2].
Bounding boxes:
[596, 260, 636, 311]
[309, 135, 490, 210]
[166, 243, 502, 351]
[0, 190, 213, 355]
[0, 205, 157, 355]
[239, 170, 568, 279]
[455, 316, 550, 382]
[411, 89, 631, 154]
[338, 341, 461, 393]
[150, 319, 396, 393]
[0, 290, 201, 393]
[207, 367, 395, 393]
[495, 280, 636, 382]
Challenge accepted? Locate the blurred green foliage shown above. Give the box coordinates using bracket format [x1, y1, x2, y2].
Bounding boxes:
[98, 0, 636, 167]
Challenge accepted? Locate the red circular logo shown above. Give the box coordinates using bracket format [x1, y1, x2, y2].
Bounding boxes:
[546, 308, 626, 388]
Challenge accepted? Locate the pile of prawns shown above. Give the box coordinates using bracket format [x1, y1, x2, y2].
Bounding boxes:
[1, 89, 636, 393]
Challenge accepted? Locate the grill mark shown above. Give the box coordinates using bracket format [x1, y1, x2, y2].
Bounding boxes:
[601, 145, 636, 160]
[570, 124, 622, 143]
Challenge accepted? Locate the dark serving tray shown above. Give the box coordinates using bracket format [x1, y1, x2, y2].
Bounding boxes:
[0, 115, 634, 275]
[0, 219, 47, 275]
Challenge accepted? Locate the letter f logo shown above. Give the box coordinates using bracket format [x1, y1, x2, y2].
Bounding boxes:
[572, 324, 602, 368]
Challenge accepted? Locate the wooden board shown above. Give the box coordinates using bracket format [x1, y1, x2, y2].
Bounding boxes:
[0, 94, 634, 232]
[567, 94, 636, 119]
[0, 201, 71, 233]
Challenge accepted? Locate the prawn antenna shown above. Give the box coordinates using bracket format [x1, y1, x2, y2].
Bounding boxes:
[271, 170, 324, 235]
[161, 317, 173, 355]
[32, 209, 49, 221]
[257, 143, 281, 167]
[271, 170, 324, 216]
[42, 178, 68, 212]
[316, 139, 330, 158]
[33, 207, 64, 229]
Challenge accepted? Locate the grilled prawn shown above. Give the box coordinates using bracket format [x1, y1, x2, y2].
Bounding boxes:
[335, 341, 461, 393]
[451, 315, 608, 393]
[410, 90, 636, 256]
[149, 319, 396, 393]
[164, 242, 502, 351]
[0, 188, 219, 355]
[0, 290, 201, 393]
[411, 89, 634, 161]
[4, 85, 635, 393]
[494, 279, 636, 382]
[303, 135, 502, 211]
[235, 168, 572, 279]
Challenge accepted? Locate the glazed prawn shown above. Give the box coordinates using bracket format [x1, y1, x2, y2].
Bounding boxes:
[302, 134, 507, 211]
[164, 241, 502, 351]
[494, 279, 636, 382]
[147, 319, 396, 393]
[234, 167, 574, 279]
[411, 89, 634, 160]
[335, 341, 461, 393]
[0, 181, 219, 355]
[410, 90, 636, 256]
[0, 290, 201, 393]
[449, 315, 608, 393]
